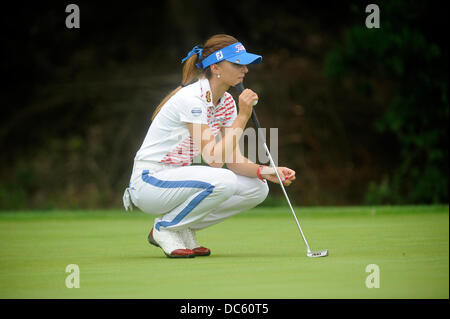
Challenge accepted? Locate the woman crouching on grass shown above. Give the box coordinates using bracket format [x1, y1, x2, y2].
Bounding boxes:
[123, 34, 296, 258]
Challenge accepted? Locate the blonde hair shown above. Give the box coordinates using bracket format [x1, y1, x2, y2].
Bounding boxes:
[151, 34, 239, 121]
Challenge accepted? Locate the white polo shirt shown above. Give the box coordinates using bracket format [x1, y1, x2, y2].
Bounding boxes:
[134, 78, 237, 167]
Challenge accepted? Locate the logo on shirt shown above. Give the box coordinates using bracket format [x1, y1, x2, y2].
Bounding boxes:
[191, 107, 202, 117]
[206, 91, 212, 103]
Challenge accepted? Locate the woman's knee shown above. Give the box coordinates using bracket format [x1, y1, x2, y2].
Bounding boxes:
[211, 168, 238, 198]
[255, 180, 269, 204]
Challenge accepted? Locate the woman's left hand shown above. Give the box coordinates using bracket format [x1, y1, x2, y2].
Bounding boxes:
[261, 166, 296, 186]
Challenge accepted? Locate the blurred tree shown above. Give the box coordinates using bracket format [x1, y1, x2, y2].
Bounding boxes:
[4, 1, 445, 209]
[325, 0, 448, 204]
[0, 1, 359, 209]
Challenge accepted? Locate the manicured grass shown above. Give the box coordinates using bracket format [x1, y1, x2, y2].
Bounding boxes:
[0, 206, 448, 298]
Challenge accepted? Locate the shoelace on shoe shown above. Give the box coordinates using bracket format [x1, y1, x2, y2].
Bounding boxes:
[179, 228, 199, 249]
[170, 231, 187, 248]
[157, 228, 187, 250]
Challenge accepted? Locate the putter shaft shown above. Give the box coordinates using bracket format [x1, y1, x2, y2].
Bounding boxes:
[259, 136, 312, 253]
[260, 135, 328, 257]
[235, 82, 313, 254]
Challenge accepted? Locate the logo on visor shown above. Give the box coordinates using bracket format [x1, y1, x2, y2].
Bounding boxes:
[235, 44, 245, 53]
[216, 51, 224, 61]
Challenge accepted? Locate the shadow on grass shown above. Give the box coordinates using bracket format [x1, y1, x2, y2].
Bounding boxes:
[111, 252, 306, 260]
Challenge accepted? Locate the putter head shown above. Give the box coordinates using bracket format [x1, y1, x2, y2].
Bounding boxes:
[307, 250, 328, 258]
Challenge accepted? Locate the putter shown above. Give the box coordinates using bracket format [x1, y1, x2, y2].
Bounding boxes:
[235, 82, 328, 258]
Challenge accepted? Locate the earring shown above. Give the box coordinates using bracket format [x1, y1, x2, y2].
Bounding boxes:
[217, 74, 221, 79]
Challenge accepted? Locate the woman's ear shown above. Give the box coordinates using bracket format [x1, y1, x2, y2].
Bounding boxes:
[210, 64, 219, 76]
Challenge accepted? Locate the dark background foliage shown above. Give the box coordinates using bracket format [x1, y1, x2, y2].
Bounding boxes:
[1, 1, 448, 209]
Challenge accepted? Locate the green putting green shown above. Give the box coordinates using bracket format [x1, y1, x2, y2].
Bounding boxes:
[0, 205, 448, 298]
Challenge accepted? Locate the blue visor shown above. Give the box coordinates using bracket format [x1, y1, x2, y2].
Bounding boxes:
[196, 42, 262, 69]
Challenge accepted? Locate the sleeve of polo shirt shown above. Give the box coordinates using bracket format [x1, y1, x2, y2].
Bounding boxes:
[179, 96, 208, 125]
[222, 97, 238, 127]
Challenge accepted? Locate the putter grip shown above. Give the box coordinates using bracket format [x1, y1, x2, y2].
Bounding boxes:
[235, 83, 262, 130]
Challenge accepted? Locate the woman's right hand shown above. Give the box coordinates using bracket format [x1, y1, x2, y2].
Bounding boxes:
[238, 89, 258, 118]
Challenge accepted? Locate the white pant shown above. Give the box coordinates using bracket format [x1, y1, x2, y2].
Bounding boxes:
[128, 163, 269, 231]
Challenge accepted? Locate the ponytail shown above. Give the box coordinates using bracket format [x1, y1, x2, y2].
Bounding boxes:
[151, 53, 200, 121]
[151, 34, 239, 121]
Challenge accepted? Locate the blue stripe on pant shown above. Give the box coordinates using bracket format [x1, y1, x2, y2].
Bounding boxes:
[141, 170, 215, 231]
